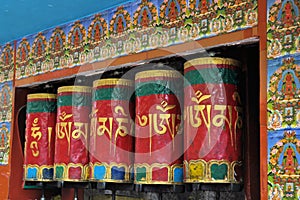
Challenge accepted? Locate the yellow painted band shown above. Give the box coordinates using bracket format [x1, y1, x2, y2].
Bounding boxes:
[57, 86, 92, 93]
[135, 70, 182, 80]
[27, 93, 56, 100]
[93, 78, 133, 87]
[184, 57, 240, 69]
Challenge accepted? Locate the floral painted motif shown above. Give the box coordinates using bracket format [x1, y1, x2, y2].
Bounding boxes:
[68, 21, 86, 50]
[267, 57, 300, 130]
[31, 32, 48, 75]
[0, 81, 13, 166]
[88, 14, 108, 44]
[133, 0, 158, 29]
[16, 38, 31, 78]
[0, 43, 14, 82]
[47, 27, 67, 71]
[67, 21, 87, 64]
[49, 27, 66, 54]
[267, 1, 300, 199]
[32, 32, 47, 59]
[189, 0, 257, 36]
[0, 122, 10, 165]
[267, 0, 300, 58]
[268, 130, 300, 199]
[109, 6, 131, 35]
[159, 0, 186, 27]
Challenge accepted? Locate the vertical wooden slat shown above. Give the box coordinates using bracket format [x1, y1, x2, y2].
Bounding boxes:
[257, 0, 268, 199]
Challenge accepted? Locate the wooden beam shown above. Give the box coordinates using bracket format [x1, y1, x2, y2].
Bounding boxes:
[257, 0, 268, 199]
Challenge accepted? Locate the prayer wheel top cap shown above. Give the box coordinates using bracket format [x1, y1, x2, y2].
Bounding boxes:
[57, 85, 92, 93]
[93, 78, 133, 87]
[27, 93, 56, 100]
[135, 69, 182, 80]
[184, 57, 241, 70]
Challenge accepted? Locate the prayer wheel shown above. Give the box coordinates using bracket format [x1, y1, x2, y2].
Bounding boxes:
[89, 78, 134, 182]
[135, 69, 183, 184]
[54, 86, 91, 181]
[24, 93, 56, 181]
[184, 57, 243, 183]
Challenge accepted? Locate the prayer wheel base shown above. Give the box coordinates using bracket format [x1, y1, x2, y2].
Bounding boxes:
[90, 163, 133, 183]
[54, 163, 89, 182]
[24, 165, 54, 182]
[184, 159, 243, 184]
[134, 163, 183, 185]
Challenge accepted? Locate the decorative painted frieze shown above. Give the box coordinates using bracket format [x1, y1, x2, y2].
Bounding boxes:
[12, 0, 258, 80]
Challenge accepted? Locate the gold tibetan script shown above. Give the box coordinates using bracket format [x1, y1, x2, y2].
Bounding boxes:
[136, 101, 181, 155]
[29, 117, 54, 157]
[56, 111, 88, 155]
[90, 105, 133, 154]
[185, 90, 242, 149]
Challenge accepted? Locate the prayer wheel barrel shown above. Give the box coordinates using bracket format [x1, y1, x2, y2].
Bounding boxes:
[135, 69, 183, 184]
[184, 57, 243, 183]
[54, 86, 91, 181]
[24, 93, 56, 181]
[89, 78, 134, 182]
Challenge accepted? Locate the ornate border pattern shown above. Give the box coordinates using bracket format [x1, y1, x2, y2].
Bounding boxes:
[8, 0, 258, 80]
[134, 163, 183, 184]
[267, 0, 300, 59]
[54, 163, 89, 181]
[23, 164, 54, 181]
[90, 162, 133, 183]
[0, 44, 14, 83]
[267, 0, 300, 199]
[0, 80, 13, 165]
[184, 159, 243, 183]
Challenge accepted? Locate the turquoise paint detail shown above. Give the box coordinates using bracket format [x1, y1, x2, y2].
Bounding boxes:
[27, 167, 38, 179]
[136, 167, 147, 182]
[94, 165, 106, 180]
[55, 166, 64, 179]
[211, 164, 228, 180]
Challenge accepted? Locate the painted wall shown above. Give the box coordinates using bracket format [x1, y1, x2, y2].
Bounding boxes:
[0, 43, 14, 199]
[267, 0, 300, 199]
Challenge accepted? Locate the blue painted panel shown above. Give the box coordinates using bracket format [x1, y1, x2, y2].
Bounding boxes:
[94, 165, 106, 180]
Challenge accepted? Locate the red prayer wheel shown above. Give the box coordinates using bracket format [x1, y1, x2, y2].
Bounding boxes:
[24, 93, 56, 181]
[54, 86, 91, 181]
[183, 57, 243, 183]
[89, 78, 134, 182]
[135, 69, 183, 184]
